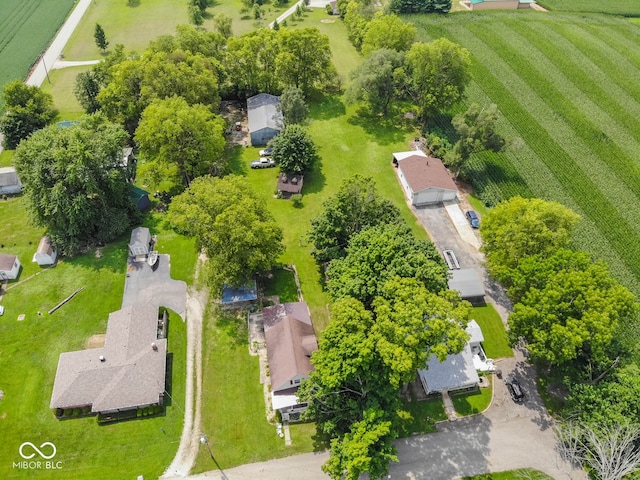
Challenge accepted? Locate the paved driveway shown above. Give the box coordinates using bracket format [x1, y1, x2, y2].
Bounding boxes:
[121, 255, 187, 317]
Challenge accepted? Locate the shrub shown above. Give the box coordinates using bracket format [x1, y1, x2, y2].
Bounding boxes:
[291, 194, 303, 207]
[326, 4, 333, 14]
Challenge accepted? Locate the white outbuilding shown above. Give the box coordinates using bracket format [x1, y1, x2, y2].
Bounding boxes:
[33, 236, 58, 266]
[0, 254, 21, 281]
[394, 151, 458, 206]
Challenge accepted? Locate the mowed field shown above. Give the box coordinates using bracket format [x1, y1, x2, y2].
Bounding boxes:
[538, 0, 640, 16]
[0, 0, 75, 105]
[408, 11, 640, 295]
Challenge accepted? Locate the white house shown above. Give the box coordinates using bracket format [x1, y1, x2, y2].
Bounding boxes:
[418, 320, 491, 394]
[247, 94, 283, 146]
[394, 151, 458, 206]
[33, 236, 57, 266]
[0, 254, 21, 281]
[128, 227, 151, 260]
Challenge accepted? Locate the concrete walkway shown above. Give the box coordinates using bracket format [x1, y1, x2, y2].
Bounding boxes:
[52, 59, 101, 70]
[26, 0, 94, 86]
[444, 200, 481, 249]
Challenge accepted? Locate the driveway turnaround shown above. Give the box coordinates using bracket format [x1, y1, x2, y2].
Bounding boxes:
[121, 255, 187, 317]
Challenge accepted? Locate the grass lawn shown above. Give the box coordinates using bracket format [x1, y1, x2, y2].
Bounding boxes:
[262, 267, 300, 303]
[205, 0, 293, 37]
[463, 469, 554, 480]
[40, 66, 89, 121]
[451, 380, 493, 416]
[472, 304, 513, 359]
[0, 198, 195, 479]
[193, 308, 321, 473]
[0, 150, 14, 167]
[63, 0, 189, 61]
[398, 397, 447, 436]
[0, 0, 76, 106]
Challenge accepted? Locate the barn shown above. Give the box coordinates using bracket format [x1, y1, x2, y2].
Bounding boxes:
[0, 254, 21, 281]
[394, 151, 458, 206]
[247, 93, 283, 146]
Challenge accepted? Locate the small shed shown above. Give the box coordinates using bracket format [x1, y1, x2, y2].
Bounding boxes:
[277, 173, 303, 198]
[0, 254, 21, 281]
[130, 186, 151, 211]
[0, 167, 22, 195]
[33, 236, 57, 266]
[394, 151, 457, 206]
[247, 94, 283, 146]
[128, 227, 151, 259]
[448, 269, 486, 305]
[121, 148, 137, 182]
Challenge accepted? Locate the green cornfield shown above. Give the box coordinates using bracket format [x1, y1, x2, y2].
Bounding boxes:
[0, 0, 75, 105]
[536, 0, 640, 17]
[408, 11, 640, 295]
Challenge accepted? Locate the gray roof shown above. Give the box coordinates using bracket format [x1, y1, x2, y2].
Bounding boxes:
[263, 302, 318, 392]
[0, 254, 17, 271]
[448, 268, 486, 299]
[50, 305, 166, 412]
[419, 343, 479, 393]
[247, 94, 283, 133]
[129, 227, 151, 253]
[0, 166, 19, 187]
[467, 319, 484, 345]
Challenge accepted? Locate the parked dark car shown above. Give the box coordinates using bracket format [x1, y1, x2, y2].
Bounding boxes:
[250, 158, 275, 169]
[466, 210, 480, 228]
[505, 375, 525, 403]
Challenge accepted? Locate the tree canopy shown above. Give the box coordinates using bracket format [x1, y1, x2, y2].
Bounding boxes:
[299, 277, 469, 479]
[326, 223, 449, 307]
[308, 175, 402, 264]
[389, 0, 451, 14]
[270, 124, 317, 174]
[168, 175, 284, 293]
[13, 114, 134, 255]
[279, 86, 308, 125]
[480, 196, 581, 283]
[361, 14, 416, 57]
[405, 39, 471, 123]
[346, 49, 405, 115]
[0, 80, 58, 149]
[135, 97, 226, 189]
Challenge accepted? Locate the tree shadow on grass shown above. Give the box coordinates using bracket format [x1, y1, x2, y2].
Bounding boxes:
[347, 108, 415, 146]
[310, 428, 331, 453]
[126, 0, 141, 7]
[301, 156, 326, 195]
[226, 143, 247, 176]
[308, 94, 346, 121]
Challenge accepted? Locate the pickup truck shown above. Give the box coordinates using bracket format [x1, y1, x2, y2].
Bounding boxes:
[250, 158, 276, 169]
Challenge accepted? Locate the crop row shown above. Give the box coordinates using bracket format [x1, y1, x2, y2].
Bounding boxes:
[0, 0, 40, 54]
[439, 22, 640, 291]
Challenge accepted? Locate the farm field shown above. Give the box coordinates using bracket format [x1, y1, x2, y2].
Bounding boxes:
[408, 11, 640, 296]
[0, 0, 76, 106]
[537, 0, 640, 16]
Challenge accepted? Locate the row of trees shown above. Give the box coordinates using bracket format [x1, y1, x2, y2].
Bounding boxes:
[300, 176, 471, 479]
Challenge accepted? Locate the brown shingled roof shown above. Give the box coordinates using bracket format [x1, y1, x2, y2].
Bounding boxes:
[277, 173, 304, 194]
[50, 305, 166, 412]
[263, 302, 318, 392]
[398, 155, 457, 193]
[0, 254, 17, 271]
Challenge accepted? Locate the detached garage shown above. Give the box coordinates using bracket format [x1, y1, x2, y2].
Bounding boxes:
[247, 93, 283, 146]
[0, 254, 21, 281]
[394, 151, 457, 206]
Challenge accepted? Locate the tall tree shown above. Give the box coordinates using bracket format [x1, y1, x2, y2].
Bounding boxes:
[213, 13, 233, 38]
[346, 49, 405, 115]
[361, 14, 416, 57]
[308, 175, 402, 264]
[508, 260, 636, 372]
[299, 278, 469, 480]
[94, 23, 109, 52]
[276, 28, 337, 94]
[405, 39, 471, 124]
[343, 0, 375, 50]
[480, 196, 580, 282]
[13, 114, 133, 255]
[98, 50, 220, 135]
[0, 80, 58, 150]
[168, 175, 284, 293]
[444, 103, 505, 178]
[279, 86, 308, 125]
[270, 124, 317, 174]
[327, 223, 449, 307]
[135, 97, 226, 188]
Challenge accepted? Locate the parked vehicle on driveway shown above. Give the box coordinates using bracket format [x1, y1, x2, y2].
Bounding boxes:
[250, 158, 275, 169]
[466, 210, 480, 228]
[505, 375, 525, 403]
[259, 147, 273, 156]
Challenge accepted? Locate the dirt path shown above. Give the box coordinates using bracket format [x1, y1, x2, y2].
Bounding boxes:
[162, 253, 208, 478]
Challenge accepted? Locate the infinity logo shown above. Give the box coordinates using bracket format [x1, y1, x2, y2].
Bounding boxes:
[19, 442, 57, 460]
